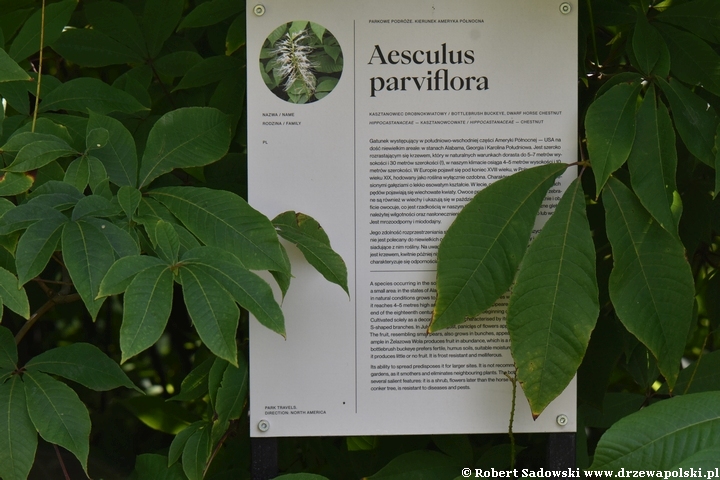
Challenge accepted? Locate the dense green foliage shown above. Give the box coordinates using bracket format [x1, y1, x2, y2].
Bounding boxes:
[0, 0, 718, 478]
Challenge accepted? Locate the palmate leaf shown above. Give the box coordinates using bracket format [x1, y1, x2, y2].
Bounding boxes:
[656, 0, 720, 44]
[429, 163, 567, 333]
[62, 220, 116, 320]
[585, 82, 642, 194]
[98, 255, 164, 298]
[273, 211, 349, 295]
[0, 376, 37, 480]
[657, 23, 720, 97]
[39, 78, 148, 115]
[632, 14, 670, 77]
[590, 392, 720, 470]
[180, 265, 239, 365]
[52, 28, 144, 68]
[138, 107, 232, 188]
[85, 217, 140, 258]
[85, 0, 146, 57]
[141, 0, 184, 58]
[23, 371, 91, 474]
[120, 264, 174, 363]
[25, 343, 137, 392]
[9, 0, 77, 61]
[603, 178, 695, 390]
[5, 137, 76, 172]
[507, 177, 598, 418]
[628, 89, 680, 235]
[150, 187, 290, 274]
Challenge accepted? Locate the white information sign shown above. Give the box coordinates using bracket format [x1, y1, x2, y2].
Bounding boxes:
[248, 0, 578, 437]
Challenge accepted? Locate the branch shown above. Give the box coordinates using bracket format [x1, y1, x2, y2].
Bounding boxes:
[14, 293, 82, 345]
[31, 0, 46, 133]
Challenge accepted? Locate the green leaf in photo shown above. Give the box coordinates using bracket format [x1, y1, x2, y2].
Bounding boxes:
[150, 187, 290, 274]
[9, 0, 77, 61]
[155, 220, 179, 265]
[15, 213, 67, 285]
[0, 267, 28, 319]
[23, 371, 90, 474]
[5, 137, 76, 172]
[118, 186, 142, 220]
[0, 172, 33, 197]
[225, 14, 246, 56]
[71, 195, 116, 221]
[178, 0, 243, 30]
[153, 51, 203, 79]
[628, 89, 680, 234]
[656, 0, 720, 44]
[39, 78, 148, 115]
[87, 111, 139, 187]
[64, 157, 90, 192]
[273, 211, 348, 295]
[180, 265, 239, 365]
[0, 375, 36, 480]
[585, 82, 642, 194]
[0, 48, 30, 83]
[173, 56, 243, 92]
[215, 356, 248, 426]
[52, 28, 144, 67]
[168, 421, 203, 466]
[98, 255, 167, 297]
[429, 163, 567, 333]
[590, 391, 720, 470]
[85, 0, 147, 57]
[603, 178, 695, 390]
[26, 343, 137, 392]
[507, 177, 598, 417]
[141, 0, 184, 58]
[365, 450, 461, 480]
[0, 326, 17, 370]
[632, 14, 670, 77]
[120, 264, 173, 363]
[138, 107, 231, 187]
[129, 453, 186, 480]
[169, 358, 213, 403]
[121, 396, 198, 435]
[207, 358, 228, 408]
[657, 23, 720, 97]
[182, 422, 211, 480]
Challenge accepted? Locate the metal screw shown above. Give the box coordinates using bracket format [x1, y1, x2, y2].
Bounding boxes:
[257, 419, 270, 432]
[556, 414, 568, 426]
[559, 2, 572, 14]
[254, 4, 265, 16]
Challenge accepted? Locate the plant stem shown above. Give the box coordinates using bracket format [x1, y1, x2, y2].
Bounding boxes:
[204, 424, 234, 478]
[585, 0, 601, 74]
[504, 369, 518, 470]
[54, 444, 72, 480]
[31, 0, 46, 133]
[15, 293, 81, 345]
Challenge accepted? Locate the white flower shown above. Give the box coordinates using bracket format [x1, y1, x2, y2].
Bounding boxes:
[272, 30, 317, 95]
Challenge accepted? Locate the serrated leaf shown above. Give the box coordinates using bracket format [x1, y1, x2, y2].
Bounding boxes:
[215, 356, 248, 426]
[5, 138, 76, 172]
[628, 89, 679, 234]
[86, 111, 139, 187]
[85, 217, 139, 258]
[141, 0, 184, 58]
[138, 107, 231, 187]
[182, 247, 284, 336]
[168, 421, 203, 466]
[0, 48, 31, 83]
[9, 0, 77, 62]
[0, 376, 37, 480]
[0, 172, 33, 196]
[52, 28, 144, 67]
[120, 264, 173, 363]
[62, 220, 115, 319]
[155, 220, 179, 265]
[657, 23, 720, 97]
[39, 78, 148, 115]
[589, 392, 720, 470]
[98, 255, 166, 297]
[586, 82, 642, 194]
[365, 450, 461, 480]
[658, 77, 718, 166]
[0, 267, 29, 319]
[151, 187, 289, 273]
[169, 357, 213, 403]
[507, 177, 598, 417]
[273, 211, 348, 295]
[15, 213, 67, 285]
[182, 423, 211, 480]
[26, 343, 137, 392]
[180, 265, 238, 365]
[603, 178, 694, 390]
[129, 453, 187, 480]
[0, 326, 17, 369]
[24, 371, 90, 473]
[178, 0, 243, 30]
[429, 163, 567, 333]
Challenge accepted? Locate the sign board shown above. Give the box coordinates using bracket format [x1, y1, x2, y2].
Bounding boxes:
[248, 0, 578, 437]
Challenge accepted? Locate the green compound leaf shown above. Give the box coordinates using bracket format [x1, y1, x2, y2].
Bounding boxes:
[658, 77, 718, 166]
[215, 356, 248, 427]
[52, 28, 143, 68]
[590, 392, 720, 470]
[87, 111, 139, 187]
[429, 163, 567, 333]
[84, 217, 140, 258]
[62, 220, 115, 320]
[627, 89, 680, 235]
[603, 178, 695, 390]
[181, 422, 211, 480]
[141, 0, 184, 59]
[85, 0, 146, 57]
[273, 211, 349, 296]
[9, 0, 77, 62]
[15, 213, 67, 286]
[0, 376, 37, 480]
[0, 268, 29, 319]
[150, 187, 290, 274]
[632, 14, 670, 77]
[138, 107, 231, 188]
[5, 137, 76, 172]
[0, 172, 33, 197]
[39, 78, 148, 115]
[98, 255, 167, 298]
[26, 343, 137, 392]
[24, 371, 91, 474]
[657, 23, 720, 97]
[507, 177, 598, 418]
[0, 326, 17, 370]
[120, 265, 173, 363]
[585, 82, 642, 194]
[656, 0, 720, 44]
[118, 186, 142, 219]
[180, 265, 239, 365]
[0, 48, 31, 83]
[182, 247, 285, 336]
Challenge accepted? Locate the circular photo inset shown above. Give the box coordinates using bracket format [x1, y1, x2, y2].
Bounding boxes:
[259, 21, 343, 104]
